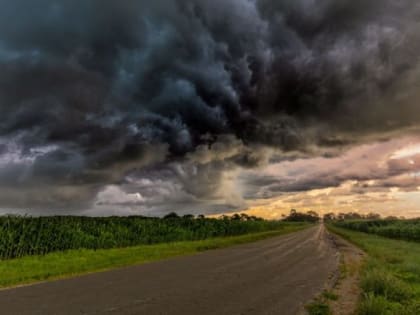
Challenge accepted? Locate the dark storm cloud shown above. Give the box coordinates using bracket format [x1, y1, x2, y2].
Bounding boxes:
[1, 0, 420, 212]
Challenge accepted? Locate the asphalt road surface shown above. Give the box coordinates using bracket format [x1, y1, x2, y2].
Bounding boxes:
[0, 225, 339, 315]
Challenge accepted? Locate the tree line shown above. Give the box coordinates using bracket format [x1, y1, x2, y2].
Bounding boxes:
[282, 209, 321, 222]
[323, 212, 406, 221]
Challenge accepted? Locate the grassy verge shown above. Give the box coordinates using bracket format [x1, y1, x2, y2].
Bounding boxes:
[0, 223, 309, 289]
[305, 298, 332, 315]
[327, 225, 420, 315]
[305, 289, 338, 315]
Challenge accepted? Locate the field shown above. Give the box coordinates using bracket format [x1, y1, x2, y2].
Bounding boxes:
[0, 215, 309, 288]
[333, 219, 420, 242]
[0, 215, 292, 260]
[328, 224, 420, 315]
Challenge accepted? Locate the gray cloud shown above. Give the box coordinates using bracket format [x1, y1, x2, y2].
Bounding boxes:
[240, 138, 420, 201]
[1, 0, 420, 213]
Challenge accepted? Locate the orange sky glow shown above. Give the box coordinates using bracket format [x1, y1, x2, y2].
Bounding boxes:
[229, 135, 420, 219]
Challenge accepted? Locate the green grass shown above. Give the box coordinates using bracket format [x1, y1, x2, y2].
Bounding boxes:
[0, 224, 309, 289]
[328, 225, 420, 315]
[305, 290, 336, 315]
[322, 290, 338, 301]
[305, 299, 332, 315]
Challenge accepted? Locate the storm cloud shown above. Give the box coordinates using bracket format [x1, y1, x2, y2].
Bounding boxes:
[1, 0, 420, 214]
[241, 139, 419, 195]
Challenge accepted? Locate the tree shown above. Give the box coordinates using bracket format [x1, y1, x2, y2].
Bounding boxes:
[366, 212, 381, 220]
[283, 209, 320, 223]
[307, 211, 319, 219]
[164, 212, 180, 219]
[231, 213, 241, 221]
[323, 213, 336, 221]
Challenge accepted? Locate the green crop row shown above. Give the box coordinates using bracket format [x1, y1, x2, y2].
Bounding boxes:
[0, 215, 293, 260]
[332, 219, 420, 242]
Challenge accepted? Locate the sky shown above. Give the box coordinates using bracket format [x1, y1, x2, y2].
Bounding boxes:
[1, 0, 420, 218]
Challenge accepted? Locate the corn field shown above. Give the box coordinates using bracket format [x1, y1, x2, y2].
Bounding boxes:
[0, 215, 291, 260]
[333, 219, 420, 242]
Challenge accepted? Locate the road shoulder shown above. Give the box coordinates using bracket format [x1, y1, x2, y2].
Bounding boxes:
[328, 231, 365, 315]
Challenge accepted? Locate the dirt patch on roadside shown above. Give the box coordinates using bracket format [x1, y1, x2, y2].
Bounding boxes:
[328, 233, 365, 315]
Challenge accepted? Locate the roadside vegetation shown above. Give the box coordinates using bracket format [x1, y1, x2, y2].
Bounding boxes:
[0, 222, 309, 288]
[328, 223, 420, 315]
[332, 219, 420, 243]
[305, 298, 332, 315]
[0, 210, 318, 288]
[0, 213, 293, 260]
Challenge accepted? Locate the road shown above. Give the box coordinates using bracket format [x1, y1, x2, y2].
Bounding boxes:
[0, 225, 339, 315]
